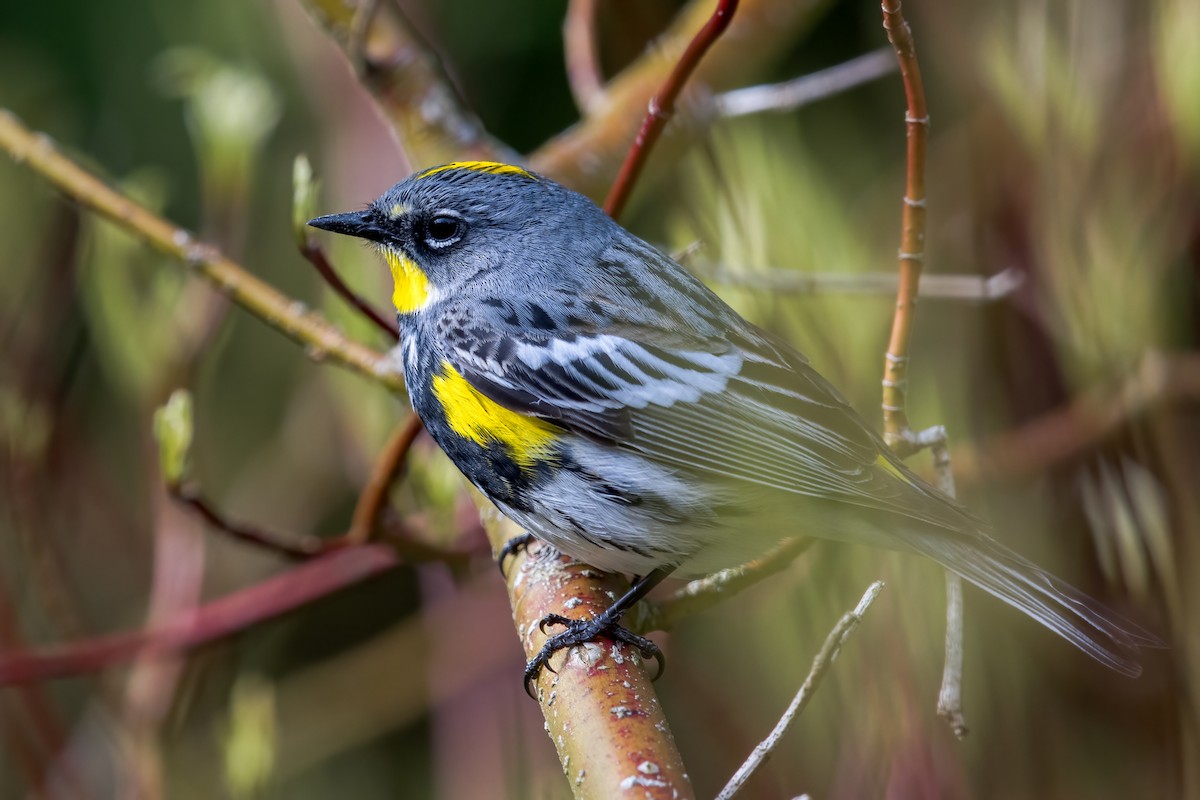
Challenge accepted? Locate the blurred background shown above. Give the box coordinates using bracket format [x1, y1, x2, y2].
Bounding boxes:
[1, 0, 1196, 797]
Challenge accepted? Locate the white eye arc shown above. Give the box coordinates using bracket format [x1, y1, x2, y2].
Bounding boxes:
[424, 212, 465, 249]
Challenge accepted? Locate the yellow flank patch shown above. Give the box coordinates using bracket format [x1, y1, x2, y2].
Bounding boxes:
[417, 161, 535, 181]
[382, 248, 430, 314]
[875, 454, 911, 483]
[432, 362, 560, 468]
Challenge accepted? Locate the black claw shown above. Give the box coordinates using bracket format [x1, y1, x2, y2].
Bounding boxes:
[520, 566, 676, 700]
[497, 532, 536, 578]
[522, 613, 665, 699]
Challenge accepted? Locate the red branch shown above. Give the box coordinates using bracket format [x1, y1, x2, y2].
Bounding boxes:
[0, 544, 399, 685]
[603, 0, 739, 220]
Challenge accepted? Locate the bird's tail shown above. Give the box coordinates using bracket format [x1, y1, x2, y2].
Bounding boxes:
[894, 525, 1162, 676]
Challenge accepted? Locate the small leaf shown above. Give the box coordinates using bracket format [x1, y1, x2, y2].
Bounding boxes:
[293, 154, 318, 248]
[153, 389, 193, 487]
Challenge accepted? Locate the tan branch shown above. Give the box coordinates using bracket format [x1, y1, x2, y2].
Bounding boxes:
[299, 0, 514, 169]
[477, 497, 693, 800]
[878, 0, 930, 454]
[0, 110, 402, 393]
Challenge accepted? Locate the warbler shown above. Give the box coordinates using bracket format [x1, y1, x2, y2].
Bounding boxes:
[309, 161, 1157, 689]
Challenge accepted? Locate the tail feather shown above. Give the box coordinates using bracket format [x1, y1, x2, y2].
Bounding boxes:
[895, 526, 1162, 677]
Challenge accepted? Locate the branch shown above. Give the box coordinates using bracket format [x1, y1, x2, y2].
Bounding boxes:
[715, 581, 884, 800]
[531, 0, 830, 197]
[699, 264, 1022, 301]
[0, 544, 400, 686]
[0, 110, 403, 393]
[637, 538, 812, 632]
[347, 414, 425, 545]
[877, 0, 930, 455]
[604, 0, 739, 219]
[476, 495, 693, 800]
[173, 486, 330, 559]
[564, 0, 605, 115]
[921, 428, 968, 739]
[715, 47, 896, 117]
[298, 0, 515, 168]
[299, 240, 399, 340]
[871, 2, 966, 738]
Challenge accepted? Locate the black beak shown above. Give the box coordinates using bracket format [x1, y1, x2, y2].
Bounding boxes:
[307, 210, 388, 243]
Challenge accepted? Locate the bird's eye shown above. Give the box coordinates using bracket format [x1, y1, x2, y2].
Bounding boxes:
[424, 213, 465, 249]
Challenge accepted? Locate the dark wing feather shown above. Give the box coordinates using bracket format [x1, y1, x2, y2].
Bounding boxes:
[442, 302, 980, 534]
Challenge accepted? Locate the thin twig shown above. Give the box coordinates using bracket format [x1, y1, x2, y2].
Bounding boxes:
[172, 485, 330, 559]
[563, 0, 605, 114]
[938, 567, 967, 738]
[347, 414, 425, 545]
[533, 0, 831, 199]
[700, 265, 1022, 301]
[604, 0, 740, 220]
[0, 545, 401, 686]
[715, 581, 885, 800]
[716, 48, 896, 117]
[920, 427, 968, 738]
[871, 1, 966, 738]
[0, 110, 403, 393]
[636, 537, 812, 632]
[878, 0, 930, 455]
[300, 240, 399, 340]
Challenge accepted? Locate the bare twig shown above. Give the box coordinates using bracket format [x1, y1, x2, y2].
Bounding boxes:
[173, 485, 330, 559]
[636, 538, 812, 632]
[877, 0, 930, 456]
[700, 264, 1022, 301]
[939, 566, 967, 737]
[533, 0, 830, 198]
[564, 0, 605, 115]
[300, 239, 399, 340]
[0, 110, 403, 392]
[716, 48, 896, 117]
[604, 0, 740, 220]
[922, 428, 968, 738]
[715, 582, 885, 800]
[346, 414, 425, 545]
[870, 1, 967, 738]
[0, 544, 401, 686]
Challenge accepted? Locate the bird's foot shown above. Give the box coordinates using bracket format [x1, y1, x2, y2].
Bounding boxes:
[523, 611, 664, 698]
[497, 532, 537, 578]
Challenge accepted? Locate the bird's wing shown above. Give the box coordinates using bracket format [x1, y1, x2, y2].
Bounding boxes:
[442, 300, 978, 533]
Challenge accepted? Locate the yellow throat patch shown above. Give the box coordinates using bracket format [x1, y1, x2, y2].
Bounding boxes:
[382, 248, 430, 314]
[431, 362, 560, 469]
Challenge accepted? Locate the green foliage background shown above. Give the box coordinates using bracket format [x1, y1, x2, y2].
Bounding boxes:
[2, 0, 1195, 797]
